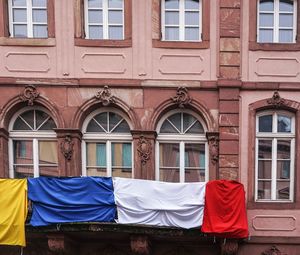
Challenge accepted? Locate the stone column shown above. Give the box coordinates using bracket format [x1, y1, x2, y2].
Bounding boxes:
[0, 128, 9, 177]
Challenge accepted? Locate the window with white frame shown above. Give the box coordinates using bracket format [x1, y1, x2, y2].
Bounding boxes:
[82, 109, 133, 178]
[8, 0, 48, 38]
[255, 111, 295, 201]
[84, 0, 124, 39]
[257, 0, 297, 43]
[9, 108, 58, 178]
[156, 110, 208, 183]
[161, 0, 202, 41]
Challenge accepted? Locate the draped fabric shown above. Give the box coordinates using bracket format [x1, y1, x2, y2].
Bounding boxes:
[0, 179, 27, 246]
[28, 177, 116, 226]
[201, 180, 248, 238]
[113, 177, 206, 228]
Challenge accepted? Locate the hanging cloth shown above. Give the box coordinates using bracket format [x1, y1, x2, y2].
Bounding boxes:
[0, 179, 28, 246]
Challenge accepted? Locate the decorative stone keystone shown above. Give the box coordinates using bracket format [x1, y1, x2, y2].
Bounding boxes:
[267, 91, 286, 108]
[95, 85, 115, 106]
[137, 136, 152, 165]
[130, 235, 151, 255]
[60, 135, 74, 161]
[171, 87, 192, 108]
[19, 85, 40, 106]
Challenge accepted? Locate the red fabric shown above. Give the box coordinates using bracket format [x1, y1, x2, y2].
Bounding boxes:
[201, 180, 248, 238]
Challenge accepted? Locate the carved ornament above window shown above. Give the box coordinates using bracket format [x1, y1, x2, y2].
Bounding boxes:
[19, 85, 40, 106]
[171, 87, 192, 108]
[137, 136, 152, 165]
[267, 91, 286, 108]
[262, 246, 287, 255]
[95, 86, 115, 106]
[60, 135, 74, 161]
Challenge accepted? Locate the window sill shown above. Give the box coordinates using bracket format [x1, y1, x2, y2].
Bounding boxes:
[152, 39, 209, 49]
[0, 37, 56, 47]
[247, 201, 300, 209]
[74, 38, 132, 48]
[249, 41, 300, 51]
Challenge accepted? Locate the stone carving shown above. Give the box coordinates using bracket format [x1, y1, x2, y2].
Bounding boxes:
[172, 87, 192, 108]
[221, 240, 239, 255]
[95, 86, 115, 106]
[130, 235, 150, 255]
[267, 91, 286, 108]
[137, 136, 152, 165]
[19, 85, 40, 106]
[206, 132, 219, 165]
[262, 246, 287, 255]
[60, 135, 74, 161]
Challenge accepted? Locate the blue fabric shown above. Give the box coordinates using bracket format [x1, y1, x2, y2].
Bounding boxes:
[28, 177, 116, 226]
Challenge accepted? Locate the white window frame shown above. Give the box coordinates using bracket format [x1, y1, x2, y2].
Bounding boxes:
[257, 0, 297, 43]
[255, 110, 295, 202]
[155, 109, 208, 183]
[84, 0, 124, 39]
[161, 0, 202, 41]
[82, 108, 133, 177]
[8, 107, 57, 178]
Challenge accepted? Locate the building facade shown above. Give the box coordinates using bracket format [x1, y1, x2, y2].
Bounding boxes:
[0, 0, 299, 254]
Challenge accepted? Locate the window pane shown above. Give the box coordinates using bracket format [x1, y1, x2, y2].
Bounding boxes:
[165, 27, 179, 40]
[33, 25, 47, 37]
[259, 29, 273, 42]
[165, 0, 179, 9]
[13, 24, 27, 37]
[12, 0, 26, 7]
[32, 9, 47, 23]
[109, 112, 122, 131]
[160, 168, 179, 182]
[38, 116, 56, 130]
[258, 160, 272, 179]
[185, 144, 205, 168]
[13, 9, 27, 22]
[20, 110, 35, 129]
[88, 10, 103, 23]
[88, 0, 103, 8]
[258, 140, 272, 159]
[165, 11, 179, 25]
[259, 13, 274, 27]
[258, 115, 272, 132]
[86, 143, 106, 167]
[186, 121, 204, 133]
[278, 115, 291, 132]
[185, 170, 204, 182]
[279, 14, 293, 27]
[14, 166, 34, 178]
[108, 10, 123, 24]
[185, 0, 199, 10]
[277, 160, 290, 179]
[185, 27, 199, 40]
[94, 113, 108, 131]
[108, 0, 123, 8]
[13, 140, 33, 164]
[87, 119, 104, 132]
[277, 140, 291, 159]
[183, 113, 196, 132]
[111, 143, 132, 167]
[257, 181, 271, 199]
[276, 181, 290, 199]
[112, 120, 130, 133]
[40, 166, 59, 177]
[185, 11, 199, 26]
[13, 117, 32, 130]
[279, 29, 293, 42]
[32, 0, 47, 7]
[88, 25, 103, 39]
[36, 110, 49, 128]
[279, 0, 293, 12]
[168, 113, 181, 131]
[160, 121, 178, 133]
[87, 167, 106, 177]
[108, 26, 123, 39]
[159, 143, 179, 167]
[39, 141, 58, 165]
[259, 0, 274, 11]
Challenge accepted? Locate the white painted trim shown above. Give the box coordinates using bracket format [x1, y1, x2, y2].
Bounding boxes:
[8, 138, 14, 178]
[179, 141, 184, 182]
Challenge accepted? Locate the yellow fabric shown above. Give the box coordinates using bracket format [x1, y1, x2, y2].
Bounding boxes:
[0, 179, 27, 247]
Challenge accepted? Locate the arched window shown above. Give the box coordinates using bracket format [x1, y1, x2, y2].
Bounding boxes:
[82, 109, 133, 178]
[9, 107, 58, 178]
[255, 110, 295, 201]
[156, 110, 208, 183]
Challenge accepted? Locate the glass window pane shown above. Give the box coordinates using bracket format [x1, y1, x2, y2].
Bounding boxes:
[276, 181, 290, 199]
[277, 140, 290, 159]
[108, 26, 123, 39]
[88, 10, 103, 23]
[108, 0, 123, 8]
[32, 9, 47, 23]
[183, 113, 196, 132]
[259, 29, 273, 42]
[40, 166, 59, 177]
[94, 113, 108, 131]
[165, 11, 179, 25]
[258, 140, 272, 159]
[13, 24, 27, 37]
[186, 121, 204, 133]
[259, 0, 274, 11]
[185, 169, 204, 182]
[112, 143, 131, 167]
[278, 115, 291, 132]
[279, 29, 293, 42]
[39, 141, 58, 165]
[109, 112, 122, 131]
[32, 0, 47, 7]
[168, 113, 181, 131]
[88, 25, 103, 39]
[258, 160, 272, 179]
[112, 120, 130, 133]
[165, 27, 179, 40]
[13, 117, 32, 130]
[86, 118, 105, 132]
[185, 27, 199, 40]
[14, 166, 34, 178]
[86, 143, 106, 167]
[279, 14, 293, 27]
[35, 110, 48, 128]
[14, 111, 34, 130]
[185, 144, 205, 168]
[259, 13, 274, 27]
[160, 168, 179, 182]
[13, 140, 33, 164]
[13, 9, 27, 22]
[87, 167, 106, 177]
[279, 0, 293, 12]
[258, 115, 272, 132]
[108, 10, 123, 24]
[165, 0, 179, 9]
[160, 121, 178, 133]
[277, 160, 290, 179]
[88, 0, 102, 8]
[185, 11, 199, 26]
[12, 0, 26, 7]
[159, 143, 179, 167]
[33, 25, 47, 38]
[257, 181, 271, 199]
[185, 0, 199, 10]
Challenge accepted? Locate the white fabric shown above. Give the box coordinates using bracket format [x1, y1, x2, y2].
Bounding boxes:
[113, 178, 206, 228]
